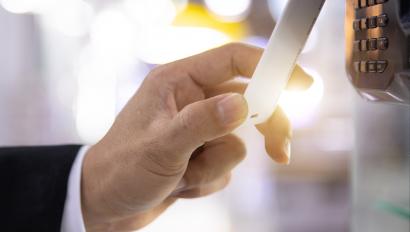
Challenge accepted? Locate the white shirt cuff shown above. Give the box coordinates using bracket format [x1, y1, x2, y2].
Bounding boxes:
[61, 146, 89, 232]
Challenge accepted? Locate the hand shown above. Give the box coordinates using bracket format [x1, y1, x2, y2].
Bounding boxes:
[81, 43, 312, 231]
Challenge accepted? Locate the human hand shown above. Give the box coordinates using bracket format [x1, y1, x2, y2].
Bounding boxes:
[81, 43, 312, 231]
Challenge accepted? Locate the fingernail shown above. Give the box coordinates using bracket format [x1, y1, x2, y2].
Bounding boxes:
[284, 138, 291, 165]
[217, 94, 248, 126]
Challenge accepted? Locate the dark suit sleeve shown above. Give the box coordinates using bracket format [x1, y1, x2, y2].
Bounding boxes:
[0, 145, 82, 231]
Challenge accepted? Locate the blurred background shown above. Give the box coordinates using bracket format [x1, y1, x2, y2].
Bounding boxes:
[0, 0, 408, 231]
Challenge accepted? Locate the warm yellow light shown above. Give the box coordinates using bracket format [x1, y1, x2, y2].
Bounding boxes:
[173, 3, 247, 40]
[278, 70, 324, 128]
[132, 3, 250, 64]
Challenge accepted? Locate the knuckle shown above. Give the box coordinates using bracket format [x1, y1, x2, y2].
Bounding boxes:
[146, 65, 171, 83]
[138, 140, 186, 178]
[179, 109, 196, 132]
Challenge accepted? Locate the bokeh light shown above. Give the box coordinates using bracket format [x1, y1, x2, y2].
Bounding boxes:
[279, 69, 324, 128]
[1, 0, 93, 37]
[172, 0, 188, 12]
[142, 198, 231, 232]
[1, 0, 36, 13]
[90, 8, 139, 65]
[75, 57, 117, 144]
[173, 3, 246, 40]
[204, 0, 251, 22]
[136, 26, 230, 64]
[122, 0, 176, 27]
[132, 3, 250, 64]
[40, 0, 94, 37]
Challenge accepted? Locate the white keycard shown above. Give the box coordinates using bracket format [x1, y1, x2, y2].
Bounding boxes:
[244, 0, 326, 124]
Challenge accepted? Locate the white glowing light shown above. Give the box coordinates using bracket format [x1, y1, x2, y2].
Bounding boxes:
[136, 26, 230, 64]
[1, 0, 35, 13]
[278, 70, 324, 128]
[123, 0, 176, 27]
[90, 9, 140, 66]
[75, 50, 117, 144]
[40, 0, 94, 37]
[2, 0, 94, 37]
[0, 0, 63, 14]
[142, 198, 231, 232]
[204, 0, 251, 21]
[116, 62, 150, 111]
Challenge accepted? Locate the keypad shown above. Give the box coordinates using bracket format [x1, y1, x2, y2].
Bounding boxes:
[352, 0, 390, 76]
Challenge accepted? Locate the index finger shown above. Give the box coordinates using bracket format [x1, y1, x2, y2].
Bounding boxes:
[172, 43, 263, 87]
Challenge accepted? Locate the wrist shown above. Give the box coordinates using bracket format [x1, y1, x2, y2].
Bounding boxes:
[81, 145, 114, 229]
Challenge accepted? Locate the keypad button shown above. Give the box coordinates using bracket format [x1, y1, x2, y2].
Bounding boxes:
[368, 0, 376, 6]
[368, 38, 378, 50]
[360, 18, 368, 29]
[368, 61, 377, 72]
[376, 0, 388, 4]
[354, 62, 361, 73]
[354, 0, 361, 9]
[360, 40, 368, 51]
[367, 16, 378, 28]
[353, 20, 361, 31]
[354, 41, 361, 51]
[360, 61, 368, 73]
[376, 60, 388, 73]
[377, 14, 388, 27]
[377, 37, 388, 50]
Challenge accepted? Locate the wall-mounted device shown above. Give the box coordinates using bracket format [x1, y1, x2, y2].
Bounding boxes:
[346, 0, 410, 105]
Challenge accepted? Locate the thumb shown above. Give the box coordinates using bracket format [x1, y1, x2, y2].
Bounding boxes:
[167, 93, 248, 154]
